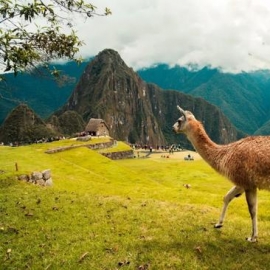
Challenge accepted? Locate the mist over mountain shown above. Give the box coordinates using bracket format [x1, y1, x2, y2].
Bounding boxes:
[1, 51, 270, 137]
[2, 48, 269, 146]
[138, 64, 270, 135]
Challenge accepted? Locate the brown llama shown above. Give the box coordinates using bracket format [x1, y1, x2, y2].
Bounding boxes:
[173, 105, 270, 242]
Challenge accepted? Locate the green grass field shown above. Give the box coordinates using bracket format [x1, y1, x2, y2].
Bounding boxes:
[1, 138, 270, 270]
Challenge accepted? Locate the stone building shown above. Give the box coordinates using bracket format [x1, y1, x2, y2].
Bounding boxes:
[85, 118, 109, 136]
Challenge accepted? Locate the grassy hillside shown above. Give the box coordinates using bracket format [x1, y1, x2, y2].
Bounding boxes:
[1, 139, 270, 269]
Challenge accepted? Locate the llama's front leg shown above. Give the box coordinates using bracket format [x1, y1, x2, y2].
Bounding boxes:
[214, 186, 244, 228]
[245, 188, 258, 242]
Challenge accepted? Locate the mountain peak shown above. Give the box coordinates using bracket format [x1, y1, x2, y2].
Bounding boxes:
[97, 48, 121, 58]
[89, 48, 130, 73]
[0, 103, 56, 144]
[55, 49, 242, 147]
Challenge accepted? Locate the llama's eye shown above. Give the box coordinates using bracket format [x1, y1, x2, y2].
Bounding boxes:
[178, 119, 182, 125]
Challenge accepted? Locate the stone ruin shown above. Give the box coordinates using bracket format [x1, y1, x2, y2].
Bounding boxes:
[17, 169, 53, 186]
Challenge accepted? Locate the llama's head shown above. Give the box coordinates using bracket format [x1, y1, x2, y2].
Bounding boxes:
[172, 105, 196, 134]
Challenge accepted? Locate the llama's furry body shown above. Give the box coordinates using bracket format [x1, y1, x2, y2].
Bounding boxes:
[188, 120, 270, 190]
[173, 106, 270, 242]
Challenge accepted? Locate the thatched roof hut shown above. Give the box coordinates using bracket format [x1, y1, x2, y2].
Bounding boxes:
[85, 118, 109, 136]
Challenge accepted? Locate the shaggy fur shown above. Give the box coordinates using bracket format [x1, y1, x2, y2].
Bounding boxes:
[173, 106, 270, 242]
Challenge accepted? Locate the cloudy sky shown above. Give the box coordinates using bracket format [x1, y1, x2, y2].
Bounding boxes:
[71, 0, 270, 73]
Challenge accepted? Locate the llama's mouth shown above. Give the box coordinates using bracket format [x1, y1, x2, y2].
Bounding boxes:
[172, 127, 180, 134]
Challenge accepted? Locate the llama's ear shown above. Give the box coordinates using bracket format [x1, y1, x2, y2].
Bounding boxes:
[177, 105, 186, 119]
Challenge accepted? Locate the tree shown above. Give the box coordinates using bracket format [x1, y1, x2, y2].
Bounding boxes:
[0, 0, 111, 76]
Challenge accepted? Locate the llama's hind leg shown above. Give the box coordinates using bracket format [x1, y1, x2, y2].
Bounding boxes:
[214, 186, 244, 228]
[245, 188, 258, 242]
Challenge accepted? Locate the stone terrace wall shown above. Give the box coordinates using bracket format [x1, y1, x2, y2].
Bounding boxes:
[45, 140, 134, 160]
[101, 150, 134, 160]
[86, 141, 114, 150]
[45, 140, 114, 154]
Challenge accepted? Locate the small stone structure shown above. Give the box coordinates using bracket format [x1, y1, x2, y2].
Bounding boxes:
[85, 118, 109, 136]
[18, 169, 53, 186]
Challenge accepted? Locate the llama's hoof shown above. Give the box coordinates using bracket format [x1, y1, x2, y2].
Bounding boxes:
[246, 237, 257, 243]
[214, 224, 223, 229]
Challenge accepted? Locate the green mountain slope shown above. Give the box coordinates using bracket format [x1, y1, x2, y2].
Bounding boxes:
[138, 65, 270, 135]
[54, 49, 242, 148]
[0, 50, 244, 148]
[0, 103, 57, 144]
[0, 61, 88, 124]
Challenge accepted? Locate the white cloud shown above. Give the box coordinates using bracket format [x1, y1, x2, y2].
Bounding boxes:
[73, 0, 270, 72]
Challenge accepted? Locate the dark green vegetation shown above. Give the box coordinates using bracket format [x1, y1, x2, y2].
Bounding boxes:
[53, 49, 243, 147]
[0, 61, 88, 124]
[0, 50, 270, 144]
[138, 64, 270, 135]
[1, 139, 270, 269]
[2, 55, 270, 137]
[0, 104, 57, 145]
[0, 103, 87, 144]
[0, 50, 243, 149]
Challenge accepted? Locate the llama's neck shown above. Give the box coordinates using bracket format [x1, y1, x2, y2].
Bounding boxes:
[186, 121, 221, 169]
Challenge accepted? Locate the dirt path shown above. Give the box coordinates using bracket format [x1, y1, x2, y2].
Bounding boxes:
[135, 150, 202, 161]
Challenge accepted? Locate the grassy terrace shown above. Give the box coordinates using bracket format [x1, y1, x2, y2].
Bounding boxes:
[1, 138, 270, 269]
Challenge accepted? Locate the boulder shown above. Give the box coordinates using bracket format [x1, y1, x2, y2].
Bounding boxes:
[31, 171, 43, 180]
[45, 178, 53, 186]
[42, 169, 51, 180]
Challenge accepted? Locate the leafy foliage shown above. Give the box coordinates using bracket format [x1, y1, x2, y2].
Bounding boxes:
[0, 0, 111, 76]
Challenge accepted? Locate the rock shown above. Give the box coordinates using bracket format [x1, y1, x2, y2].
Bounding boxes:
[76, 135, 91, 141]
[42, 169, 51, 180]
[45, 178, 53, 186]
[36, 179, 45, 186]
[17, 174, 30, 181]
[28, 178, 35, 183]
[18, 169, 53, 187]
[31, 171, 43, 180]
